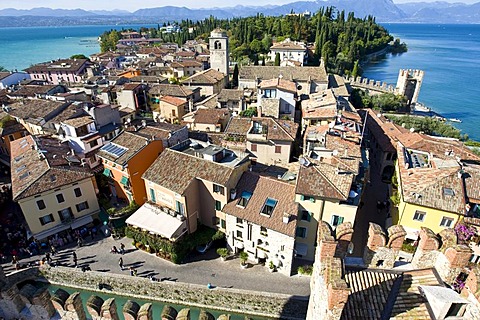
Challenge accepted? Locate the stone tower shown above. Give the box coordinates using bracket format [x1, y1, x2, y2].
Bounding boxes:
[209, 28, 229, 76]
[395, 69, 424, 106]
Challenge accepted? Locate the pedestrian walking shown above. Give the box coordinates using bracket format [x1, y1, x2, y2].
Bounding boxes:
[129, 266, 134, 276]
[45, 252, 51, 264]
[118, 257, 123, 270]
[72, 252, 77, 268]
[133, 268, 137, 277]
[50, 245, 57, 256]
[77, 237, 83, 248]
[120, 243, 125, 255]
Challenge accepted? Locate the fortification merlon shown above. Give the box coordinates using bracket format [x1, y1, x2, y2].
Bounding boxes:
[345, 76, 395, 93]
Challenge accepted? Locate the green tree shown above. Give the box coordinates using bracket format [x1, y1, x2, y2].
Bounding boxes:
[274, 52, 280, 66]
[70, 54, 89, 60]
[232, 64, 239, 88]
[351, 60, 360, 78]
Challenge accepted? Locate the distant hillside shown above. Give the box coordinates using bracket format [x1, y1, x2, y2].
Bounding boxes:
[0, 7, 95, 17]
[0, 0, 480, 27]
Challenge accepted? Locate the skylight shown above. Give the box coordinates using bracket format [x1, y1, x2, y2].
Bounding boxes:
[261, 198, 278, 217]
[237, 191, 252, 207]
[443, 187, 454, 196]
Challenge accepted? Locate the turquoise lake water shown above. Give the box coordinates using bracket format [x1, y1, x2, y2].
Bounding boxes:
[0, 23, 478, 139]
[363, 23, 480, 141]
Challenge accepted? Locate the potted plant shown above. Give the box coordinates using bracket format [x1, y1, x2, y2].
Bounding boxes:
[268, 260, 276, 273]
[216, 248, 229, 261]
[239, 251, 249, 269]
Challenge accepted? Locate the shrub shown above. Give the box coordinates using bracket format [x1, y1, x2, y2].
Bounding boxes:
[269, 261, 275, 270]
[216, 248, 229, 258]
[212, 230, 225, 241]
[239, 251, 248, 265]
[297, 265, 313, 276]
[401, 241, 416, 253]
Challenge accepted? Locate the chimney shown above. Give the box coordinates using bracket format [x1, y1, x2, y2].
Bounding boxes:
[282, 213, 290, 224]
[417, 227, 440, 252]
[366, 223, 387, 251]
[230, 189, 236, 200]
[445, 245, 472, 269]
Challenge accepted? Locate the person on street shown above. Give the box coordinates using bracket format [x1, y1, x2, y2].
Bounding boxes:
[118, 257, 124, 270]
[72, 252, 77, 268]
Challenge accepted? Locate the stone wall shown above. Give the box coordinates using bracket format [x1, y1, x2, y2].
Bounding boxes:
[362, 223, 406, 269]
[306, 221, 353, 320]
[41, 265, 308, 319]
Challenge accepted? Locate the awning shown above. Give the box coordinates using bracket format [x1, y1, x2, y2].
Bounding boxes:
[33, 224, 70, 241]
[103, 168, 112, 177]
[294, 243, 308, 257]
[120, 176, 129, 186]
[70, 215, 94, 230]
[126, 203, 187, 241]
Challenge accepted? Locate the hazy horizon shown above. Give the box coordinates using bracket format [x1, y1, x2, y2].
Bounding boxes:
[0, 0, 478, 12]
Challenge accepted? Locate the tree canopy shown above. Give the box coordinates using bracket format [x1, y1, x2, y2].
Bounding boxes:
[100, 9, 398, 75]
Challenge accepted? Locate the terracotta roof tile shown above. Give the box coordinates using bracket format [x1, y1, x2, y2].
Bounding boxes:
[223, 172, 298, 237]
[62, 115, 94, 128]
[182, 68, 225, 85]
[397, 142, 466, 214]
[97, 131, 153, 165]
[259, 78, 297, 93]
[224, 117, 252, 136]
[142, 148, 237, 195]
[239, 66, 328, 83]
[148, 84, 193, 98]
[10, 135, 92, 200]
[296, 161, 354, 199]
[192, 108, 230, 125]
[160, 95, 188, 107]
[253, 117, 298, 142]
[217, 89, 244, 102]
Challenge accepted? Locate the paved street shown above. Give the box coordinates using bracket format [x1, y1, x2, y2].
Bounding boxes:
[351, 159, 390, 257]
[2, 234, 311, 297]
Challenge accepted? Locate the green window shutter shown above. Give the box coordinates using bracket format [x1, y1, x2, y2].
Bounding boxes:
[300, 195, 304, 201]
[307, 212, 312, 222]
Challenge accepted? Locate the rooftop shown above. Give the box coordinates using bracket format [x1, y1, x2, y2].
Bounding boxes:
[148, 84, 194, 98]
[259, 78, 297, 94]
[143, 147, 247, 195]
[239, 66, 328, 83]
[97, 130, 153, 165]
[223, 171, 298, 237]
[182, 68, 225, 85]
[217, 89, 244, 103]
[24, 58, 89, 73]
[10, 135, 91, 201]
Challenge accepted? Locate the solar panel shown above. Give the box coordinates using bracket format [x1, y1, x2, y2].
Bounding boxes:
[100, 143, 128, 158]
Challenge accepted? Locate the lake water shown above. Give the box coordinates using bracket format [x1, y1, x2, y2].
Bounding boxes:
[0, 23, 478, 139]
[362, 23, 480, 140]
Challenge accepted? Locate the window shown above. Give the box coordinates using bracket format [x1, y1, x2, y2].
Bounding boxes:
[251, 144, 257, 152]
[172, 110, 176, 117]
[260, 226, 268, 236]
[237, 191, 252, 207]
[56, 194, 65, 204]
[300, 195, 316, 203]
[213, 184, 225, 195]
[215, 200, 222, 211]
[275, 146, 282, 154]
[39, 214, 54, 226]
[175, 201, 185, 215]
[58, 207, 74, 222]
[301, 210, 312, 222]
[413, 210, 426, 222]
[37, 200, 46, 210]
[331, 215, 344, 227]
[8, 135, 14, 142]
[150, 188, 156, 202]
[296, 227, 307, 238]
[440, 217, 454, 228]
[221, 219, 226, 229]
[261, 198, 278, 216]
[443, 187, 455, 196]
[75, 201, 89, 212]
[90, 140, 98, 148]
[263, 89, 277, 98]
[74, 187, 82, 197]
[236, 230, 243, 238]
[236, 217, 243, 225]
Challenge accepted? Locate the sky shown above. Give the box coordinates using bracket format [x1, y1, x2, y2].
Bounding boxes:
[0, 0, 478, 11]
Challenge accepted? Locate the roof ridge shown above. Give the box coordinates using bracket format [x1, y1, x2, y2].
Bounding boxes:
[14, 167, 51, 201]
[166, 148, 235, 170]
[271, 118, 295, 141]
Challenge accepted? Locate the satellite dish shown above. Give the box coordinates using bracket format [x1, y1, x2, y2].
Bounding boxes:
[332, 150, 339, 156]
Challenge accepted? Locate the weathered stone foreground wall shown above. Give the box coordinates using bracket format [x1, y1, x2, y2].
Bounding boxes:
[41, 266, 308, 319]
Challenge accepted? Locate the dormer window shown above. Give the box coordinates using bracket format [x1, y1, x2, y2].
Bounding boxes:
[213, 184, 225, 195]
[237, 191, 252, 207]
[261, 198, 278, 217]
[443, 187, 454, 196]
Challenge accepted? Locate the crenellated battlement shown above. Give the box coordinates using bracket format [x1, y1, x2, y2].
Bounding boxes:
[345, 76, 396, 94]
